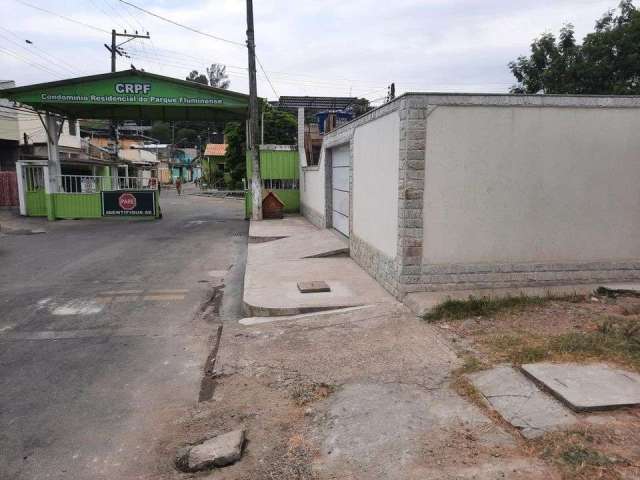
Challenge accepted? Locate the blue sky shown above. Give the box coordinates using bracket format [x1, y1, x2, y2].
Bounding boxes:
[0, 0, 628, 102]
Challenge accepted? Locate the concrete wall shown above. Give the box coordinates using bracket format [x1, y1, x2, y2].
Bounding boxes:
[305, 93, 640, 298]
[398, 94, 640, 293]
[423, 105, 640, 265]
[300, 148, 326, 228]
[352, 111, 399, 257]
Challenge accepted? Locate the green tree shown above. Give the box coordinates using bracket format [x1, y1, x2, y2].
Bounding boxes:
[262, 104, 297, 145]
[510, 1, 640, 94]
[224, 121, 246, 190]
[175, 128, 199, 146]
[206, 64, 230, 89]
[223, 103, 301, 189]
[186, 70, 208, 85]
[150, 121, 171, 143]
[351, 98, 372, 117]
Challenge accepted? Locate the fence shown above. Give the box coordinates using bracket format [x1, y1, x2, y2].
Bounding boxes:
[0, 171, 18, 206]
[54, 175, 158, 194]
[20, 169, 160, 219]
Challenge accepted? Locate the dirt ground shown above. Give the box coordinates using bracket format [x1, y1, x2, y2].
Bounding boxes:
[434, 292, 640, 480]
[143, 291, 640, 480]
[144, 302, 558, 480]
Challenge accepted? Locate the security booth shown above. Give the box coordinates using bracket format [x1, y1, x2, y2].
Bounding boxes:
[1, 69, 249, 220]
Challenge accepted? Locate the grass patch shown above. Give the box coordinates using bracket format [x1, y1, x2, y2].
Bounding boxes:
[424, 294, 572, 322]
[458, 354, 485, 374]
[534, 430, 630, 480]
[561, 445, 614, 468]
[481, 316, 640, 369]
[290, 382, 334, 406]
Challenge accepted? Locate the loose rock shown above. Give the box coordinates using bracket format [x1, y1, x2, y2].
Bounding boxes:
[175, 429, 245, 472]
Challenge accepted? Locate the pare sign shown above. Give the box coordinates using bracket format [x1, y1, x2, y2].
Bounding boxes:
[114, 83, 151, 94]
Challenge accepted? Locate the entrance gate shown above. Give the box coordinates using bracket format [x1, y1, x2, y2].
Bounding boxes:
[1, 69, 249, 221]
[24, 165, 47, 217]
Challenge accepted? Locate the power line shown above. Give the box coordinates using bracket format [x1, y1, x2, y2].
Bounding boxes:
[0, 29, 81, 77]
[0, 46, 65, 78]
[13, 0, 110, 34]
[255, 55, 278, 98]
[117, 0, 245, 47]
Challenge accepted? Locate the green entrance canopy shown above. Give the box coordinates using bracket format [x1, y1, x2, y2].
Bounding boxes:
[1, 69, 249, 121]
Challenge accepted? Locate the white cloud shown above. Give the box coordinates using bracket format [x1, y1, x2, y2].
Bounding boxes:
[0, 0, 627, 98]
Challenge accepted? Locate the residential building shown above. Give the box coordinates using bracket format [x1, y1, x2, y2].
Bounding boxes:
[0, 80, 20, 171]
[203, 143, 227, 172]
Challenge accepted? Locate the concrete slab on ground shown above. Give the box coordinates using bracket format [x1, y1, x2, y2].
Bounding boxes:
[522, 362, 640, 412]
[244, 217, 390, 316]
[244, 257, 394, 316]
[468, 366, 576, 439]
[248, 229, 348, 265]
[405, 284, 601, 317]
[248, 215, 318, 239]
[314, 383, 522, 479]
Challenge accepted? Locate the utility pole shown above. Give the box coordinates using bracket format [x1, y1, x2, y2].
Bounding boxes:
[246, 0, 262, 220]
[104, 29, 150, 160]
[104, 29, 150, 73]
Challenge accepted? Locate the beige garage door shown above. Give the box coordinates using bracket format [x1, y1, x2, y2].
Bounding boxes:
[331, 145, 350, 237]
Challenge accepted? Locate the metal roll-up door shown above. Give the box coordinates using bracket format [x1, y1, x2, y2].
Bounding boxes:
[331, 145, 350, 237]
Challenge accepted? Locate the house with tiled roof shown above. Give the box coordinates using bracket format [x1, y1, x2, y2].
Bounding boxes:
[203, 143, 227, 173]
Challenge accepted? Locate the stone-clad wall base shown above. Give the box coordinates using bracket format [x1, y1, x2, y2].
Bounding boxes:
[301, 202, 325, 229]
[350, 234, 401, 298]
[400, 262, 640, 293]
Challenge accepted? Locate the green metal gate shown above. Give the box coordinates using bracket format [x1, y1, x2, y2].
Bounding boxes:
[24, 165, 47, 216]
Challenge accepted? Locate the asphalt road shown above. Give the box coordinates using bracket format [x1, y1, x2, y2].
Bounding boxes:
[0, 187, 248, 479]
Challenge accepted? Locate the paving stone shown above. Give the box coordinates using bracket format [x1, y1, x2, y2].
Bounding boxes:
[297, 281, 331, 293]
[468, 366, 576, 439]
[175, 429, 245, 472]
[521, 362, 640, 412]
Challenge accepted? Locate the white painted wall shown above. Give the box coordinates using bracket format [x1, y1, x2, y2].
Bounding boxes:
[300, 146, 325, 217]
[0, 81, 19, 141]
[18, 111, 80, 149]
[353, 111, 399, 257]
[423, 105, 640, 264]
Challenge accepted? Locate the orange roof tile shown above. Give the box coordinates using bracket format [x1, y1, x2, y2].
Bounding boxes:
[204, 143, 227, 157]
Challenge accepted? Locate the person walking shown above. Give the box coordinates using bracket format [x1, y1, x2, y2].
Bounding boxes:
[175, 177, 182, 196]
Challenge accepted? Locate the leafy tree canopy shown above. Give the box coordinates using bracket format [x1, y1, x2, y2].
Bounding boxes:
[186, 64, 230, 89]
[150, 121, 171, 144]
[186, 70, 208, 85]
[509, 0, 640, 94]
[207, 64, 231, 89]
[262, 103, 297, 145]
[224, 121, 246, 190]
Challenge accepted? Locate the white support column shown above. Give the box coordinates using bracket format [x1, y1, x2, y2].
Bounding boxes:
[15, 161, 26, 216]
[111, 164, 118, 189]
[298, 107, 307, 168]
[45, 113, 61, 193]
[43, 164, 51, 194]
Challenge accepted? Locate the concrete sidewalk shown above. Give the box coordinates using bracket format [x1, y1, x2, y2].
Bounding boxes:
[243, 216, 394, 316]
[0, 207, 48, 234]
